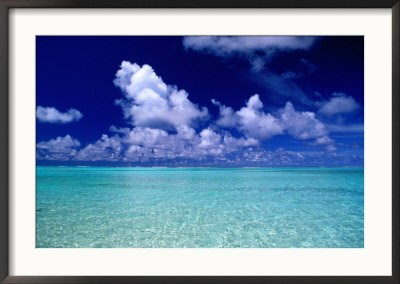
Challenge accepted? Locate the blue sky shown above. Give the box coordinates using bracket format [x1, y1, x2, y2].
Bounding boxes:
[36, 36, 364, 167]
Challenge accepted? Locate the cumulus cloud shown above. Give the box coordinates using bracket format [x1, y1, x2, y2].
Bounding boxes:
[74, 134, 123, 161]
[213, 95, 284, 140]
[211, 99, 238, 128]
[114, 61, 208, 130]
[222, 134, 259, 152]
[37, 135, 80, 160]
[183, 36, 317, 57]
[236, 95, 284, 140]
[39, 134, 360, 166]
[123, 127, 257, 159]
[38, 127, 259, 162]
[279, 102, 328, 140]
[214, 95, 335, 150]
[37, 106, 83, 124]
[318, 93, 359, 116]
[38, 60, 341, 164]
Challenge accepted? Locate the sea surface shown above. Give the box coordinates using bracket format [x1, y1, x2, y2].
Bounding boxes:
[36, 167, 364, 248]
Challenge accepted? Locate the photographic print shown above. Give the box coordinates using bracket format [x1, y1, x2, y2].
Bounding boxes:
[36, 36, 364, 248]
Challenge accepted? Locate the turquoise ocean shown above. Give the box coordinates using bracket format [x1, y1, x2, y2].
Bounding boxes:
[36, 167, 364, 248]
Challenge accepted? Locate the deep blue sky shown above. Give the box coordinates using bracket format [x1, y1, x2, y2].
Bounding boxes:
[36, 36, 364, 166]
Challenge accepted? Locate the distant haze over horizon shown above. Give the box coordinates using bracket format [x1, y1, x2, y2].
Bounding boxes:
[36, 36, 364, 167]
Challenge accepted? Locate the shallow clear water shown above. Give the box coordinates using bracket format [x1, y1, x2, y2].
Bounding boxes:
[36, 167, 364, 248]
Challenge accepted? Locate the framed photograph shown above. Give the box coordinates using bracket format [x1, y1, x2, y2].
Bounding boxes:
[0, 0, 398, 283]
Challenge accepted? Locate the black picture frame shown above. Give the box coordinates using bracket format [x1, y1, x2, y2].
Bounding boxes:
[0, 1, 398, 283]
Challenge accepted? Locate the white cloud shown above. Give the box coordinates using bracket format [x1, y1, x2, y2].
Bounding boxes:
[183, 36, 317, 57]
[198, 128, 223, 155]
[37, 106, 83, 124]
[34, 120, 257, 162]
[236, 95, 284, 140]
[75, 134, 122, 161]
[278, 102, 336, 151]
[37, 60, 344, 164]
[314, 135, 334, 145]
[36, 135, 80, 160]
[311, 135, 336, 152]
[114, 61, 208, 130]
[214, 95, 335, 149]
[279, 102, 328, 140]
[176, 125, 196, 140]
[222, 134, 259, 151]
[37, 135, 80, 151]
[71, 126, 259, 161]
[37, 127, 343, 164]
[212, 99, 238, 128]
[318, 93, 360, 115]
[213, 95, 285, 140]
